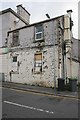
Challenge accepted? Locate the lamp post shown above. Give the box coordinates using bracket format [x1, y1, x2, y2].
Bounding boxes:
[46, 14, 50, 19]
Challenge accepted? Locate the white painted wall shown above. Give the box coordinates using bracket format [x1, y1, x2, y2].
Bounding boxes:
[0, 10, 28, 81]
[0, 12, 10, 47]
[0, 11, 26, 47]
[0, 51, 8, 81]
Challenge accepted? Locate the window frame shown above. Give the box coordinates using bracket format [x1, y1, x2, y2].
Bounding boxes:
[12, 30, 19, 47]
[35, 24, 44, 41]
[13, 56, 17, 62]
[34, 53, 42, 73]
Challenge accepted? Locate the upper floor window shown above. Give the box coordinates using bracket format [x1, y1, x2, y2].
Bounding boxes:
[35, 24, 43, 41]
[12, 30, 19, 47]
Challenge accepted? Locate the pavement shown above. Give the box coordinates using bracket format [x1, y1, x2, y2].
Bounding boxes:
[1, 81, 79, 100]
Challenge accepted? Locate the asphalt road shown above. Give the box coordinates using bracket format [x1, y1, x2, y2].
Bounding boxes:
[2, 87, 79, 118]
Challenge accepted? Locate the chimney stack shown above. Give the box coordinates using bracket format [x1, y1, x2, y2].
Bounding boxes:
[16, 4, 30, 25]
[67, 9, 73, 18]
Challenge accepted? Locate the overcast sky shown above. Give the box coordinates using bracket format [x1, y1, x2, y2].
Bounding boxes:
[0, 0, 79, 39]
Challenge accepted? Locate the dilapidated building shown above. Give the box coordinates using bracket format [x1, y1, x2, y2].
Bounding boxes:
[0, 5, 79, 87]
[7, 17, 61, 87]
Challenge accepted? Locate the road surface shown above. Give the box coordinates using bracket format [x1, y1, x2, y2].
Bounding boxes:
[2, 87, 79, 118]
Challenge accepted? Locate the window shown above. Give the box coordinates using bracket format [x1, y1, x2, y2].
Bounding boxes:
[34, 53, 42, 73]
[12, 30, 19, 47]
[35, 24, 43, 41]
[13, 56, 17, 62]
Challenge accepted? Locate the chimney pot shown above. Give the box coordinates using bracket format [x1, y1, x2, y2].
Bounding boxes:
[67, 9, 73, 13]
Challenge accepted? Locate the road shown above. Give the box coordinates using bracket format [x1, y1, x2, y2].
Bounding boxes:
[2, 87, 79, 118]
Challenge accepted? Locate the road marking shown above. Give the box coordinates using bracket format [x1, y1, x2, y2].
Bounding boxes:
[4, 101, 54, 114]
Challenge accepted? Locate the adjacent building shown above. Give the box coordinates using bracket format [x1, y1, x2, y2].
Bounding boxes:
[0, 5, 30, 81]
[0, 4, 30, 47]
[78, 1, 80, 39]
[78, 1, 80, 82]
[69, 37, 80, 81]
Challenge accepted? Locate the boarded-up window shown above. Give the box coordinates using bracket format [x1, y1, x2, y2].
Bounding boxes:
[12, 30, 19, 47]
[34, 53, 42, 73]
[35, 54, 42, 61]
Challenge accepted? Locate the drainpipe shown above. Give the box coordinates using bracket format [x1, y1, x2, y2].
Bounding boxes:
[57, 10, 73, 83]
[66, 10, 73, 79]
[63, 9, 73, 83]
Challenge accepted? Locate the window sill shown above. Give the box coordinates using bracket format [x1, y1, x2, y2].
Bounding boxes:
[33, 39, 44, 43]
[32, 70, 45, 74]
[11, 44, 20, 47]
[32, 71, 42, 74]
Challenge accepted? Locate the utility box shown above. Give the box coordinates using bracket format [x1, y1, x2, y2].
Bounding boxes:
[69, 78, 77, 92]
[57, 78, 65, 91]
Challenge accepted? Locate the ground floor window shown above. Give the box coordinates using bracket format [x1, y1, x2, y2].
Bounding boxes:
[34, 52, 42, 73]
[13, 56, 17, 62]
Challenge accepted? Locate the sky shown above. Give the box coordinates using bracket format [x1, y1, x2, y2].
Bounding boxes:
[0, 0, 79, 39]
